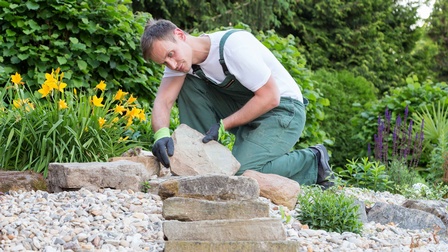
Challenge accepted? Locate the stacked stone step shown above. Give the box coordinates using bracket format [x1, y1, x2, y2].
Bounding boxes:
[158, 174, 300, 252]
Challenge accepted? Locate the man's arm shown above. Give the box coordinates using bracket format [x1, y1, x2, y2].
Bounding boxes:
[222, 75, 280, 130]
[151, 75, 186, 132]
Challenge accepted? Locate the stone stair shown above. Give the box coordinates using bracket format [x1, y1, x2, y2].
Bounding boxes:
[159, 174, 301, 252]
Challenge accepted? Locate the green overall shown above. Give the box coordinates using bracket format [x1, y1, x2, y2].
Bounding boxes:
[177, 30, 318, 185]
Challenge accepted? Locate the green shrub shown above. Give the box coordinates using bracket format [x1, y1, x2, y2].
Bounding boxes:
[336, 157, 393, 192]
[352, 78, 448, 163]
[0, 0, 161, 102]
[311, 69, 377, 167]
[296, 186, 363, 234]
[387, 159, 425, 193]
[0, 70, 149, 176]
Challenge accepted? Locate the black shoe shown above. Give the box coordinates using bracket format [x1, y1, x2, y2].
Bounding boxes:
[310, 144, 335, 190]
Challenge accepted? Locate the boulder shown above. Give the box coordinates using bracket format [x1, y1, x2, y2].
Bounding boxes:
[170, 124, 240, 176]
[242, 170, 300, 210]
[367, 202, 446, 234]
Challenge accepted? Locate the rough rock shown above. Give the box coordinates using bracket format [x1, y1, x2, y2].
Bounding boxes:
[162, 197, 269, 221]
[164, 241, 300, 252]
[402, 199, 448, 236]
[170, 124, 240, 176]
[0, 171, 47, 192]
[108, 156, 160, 176]
[242, 170, 300, 210]
[46, 160, 154, 192]
[367, 202, 446, 233]
[158, 174, 259, 201]
[163, 218, 286, 241]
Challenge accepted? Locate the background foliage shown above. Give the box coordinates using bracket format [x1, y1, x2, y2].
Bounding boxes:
[0, 0, 160, 103]
[311, 69, 378, 167]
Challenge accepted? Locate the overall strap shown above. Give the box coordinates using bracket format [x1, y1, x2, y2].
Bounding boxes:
[219, 29, 242, 76]
[192, 29, 242, 82]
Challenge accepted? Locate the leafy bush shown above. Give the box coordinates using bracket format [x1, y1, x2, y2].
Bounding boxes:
[352, 78, 448, 163]
[0, 70, 149, 175]
[336, 157, 392, 192]
[311, 69, 377, 167]
[296, 186, 363, 234]
[0, 0, 161, 102]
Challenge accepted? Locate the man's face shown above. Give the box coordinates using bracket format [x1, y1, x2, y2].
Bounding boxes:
[149, 32, 192, 73]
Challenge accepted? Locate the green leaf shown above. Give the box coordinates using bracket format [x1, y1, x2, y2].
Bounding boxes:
[25, 1, 39, 10]
[77, 59, 88, 71]
[57, 56, 67, 65]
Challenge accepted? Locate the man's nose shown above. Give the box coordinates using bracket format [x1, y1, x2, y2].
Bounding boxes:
[165, 59, 176, 70]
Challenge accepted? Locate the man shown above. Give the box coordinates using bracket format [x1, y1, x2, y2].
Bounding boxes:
[140, 19, 334, 188]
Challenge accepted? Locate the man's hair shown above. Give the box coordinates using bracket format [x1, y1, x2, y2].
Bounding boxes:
[140, 19, 178, 62]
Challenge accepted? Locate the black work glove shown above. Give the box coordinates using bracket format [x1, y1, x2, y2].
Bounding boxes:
[202, 120, 225, 143]
[152, 137, 174, 168]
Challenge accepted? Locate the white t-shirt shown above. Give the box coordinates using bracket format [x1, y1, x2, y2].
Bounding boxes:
[163, 30, 303, 103]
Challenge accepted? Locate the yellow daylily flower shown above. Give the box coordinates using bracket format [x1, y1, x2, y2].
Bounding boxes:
[91, 95, 104, 107]
[114, 105, 126, 115]
[98, 117, 106, 128]
[43, 73, 58, 90]
[126, 117, 133, 127]
[13, 99, 23, 108]
[112, 117, 119, 123]
[57, 82, 67, 92]
[74, 88, 77, 96]
[119, 136, 129, 142]
[137, 110, 146, 121]
[127, 94, 137, 104]
[95, 80, 106, 91]
[114, 89, 128, 101]
[11, 72, 24, 85]
[38, 84, 52, 97]
[58, 99, 68, 110]
[127, 107, 141, 119]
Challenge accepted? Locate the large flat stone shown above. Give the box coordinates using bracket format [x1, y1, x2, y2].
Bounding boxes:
[163, 197, 269, 221]
[170, 124, 240, 176]
[164, 241, 301, 252]
[46, 160, 153, 192]
[158, 174, 259, 200]
[108, 156, 160, 176]
[163, 218, 286, 241]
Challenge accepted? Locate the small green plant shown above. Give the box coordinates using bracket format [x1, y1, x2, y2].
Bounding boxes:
[141, 181, 151, 193]
[387, 159, 425, 193]
[336, 157, 393, 192]
[296, 186, 363, 234]
[396, 182, 448, 200]
[278, 205, 292, 224]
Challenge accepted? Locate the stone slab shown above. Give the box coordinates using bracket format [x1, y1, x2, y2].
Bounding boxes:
[164, 241, 300, 252]
[158, 174, 259, 200]
[108, 156, 160, 176]
[163, 218, 286, 241]
[163, 197, 269, 221]
[46, 160, 153, 192]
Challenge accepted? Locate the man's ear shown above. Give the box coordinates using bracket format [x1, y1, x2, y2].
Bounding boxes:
[173, 28, 186, 41]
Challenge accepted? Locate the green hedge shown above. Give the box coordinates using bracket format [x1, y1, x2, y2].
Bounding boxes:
[0, 0, 161, 102]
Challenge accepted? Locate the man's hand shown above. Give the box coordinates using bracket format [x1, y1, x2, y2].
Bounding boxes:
[202, 120, 225, 143]
[152, 127, 174, 168]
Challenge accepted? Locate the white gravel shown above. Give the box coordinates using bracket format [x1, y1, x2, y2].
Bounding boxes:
[1, 187, 447, 252]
